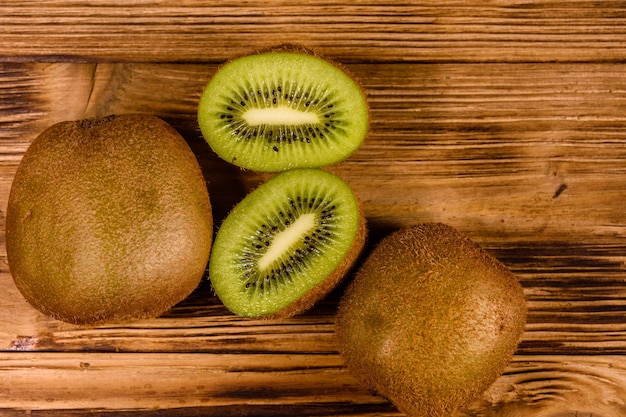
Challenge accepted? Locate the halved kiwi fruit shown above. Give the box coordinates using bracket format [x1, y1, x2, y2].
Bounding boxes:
[197, 44, 369, 172]
[209, 168, 366, 318]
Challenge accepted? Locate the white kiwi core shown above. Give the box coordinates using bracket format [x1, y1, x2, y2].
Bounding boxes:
[257, 212, 316, 270]
[242, 106, 320, 126]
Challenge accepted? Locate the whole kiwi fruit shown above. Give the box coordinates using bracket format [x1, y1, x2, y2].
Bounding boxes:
[197, 44, 369, 172]
[5, 114, 213, 325]
[336, 223, 526, 417]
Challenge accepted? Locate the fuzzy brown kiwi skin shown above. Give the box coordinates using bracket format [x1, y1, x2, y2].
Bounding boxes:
[6, 114, 213, 325]
[335, 223, 526, 417]
[261, 198, 367, 320]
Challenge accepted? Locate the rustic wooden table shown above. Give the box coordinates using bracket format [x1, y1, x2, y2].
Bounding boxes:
[1, 1, 626, 416]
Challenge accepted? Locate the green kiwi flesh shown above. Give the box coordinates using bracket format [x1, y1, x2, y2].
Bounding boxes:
[336, 223, 526, 417]
[5, 114, 214, 325]
[209, 168, 366, 318]
[197, 45, 369, 172]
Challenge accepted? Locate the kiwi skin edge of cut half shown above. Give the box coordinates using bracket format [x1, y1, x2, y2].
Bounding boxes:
[335, 223, 527, 417]
[197, 43, 369, 173]
[263, 198, 366, 320]
[209, 168, 367, 320]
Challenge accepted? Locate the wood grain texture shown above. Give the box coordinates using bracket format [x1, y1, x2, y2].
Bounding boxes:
[3, 61, 625, 242]
[1, 1, 626, 63]
[2, 1, 626, 415]
[3, 352, 626, 416]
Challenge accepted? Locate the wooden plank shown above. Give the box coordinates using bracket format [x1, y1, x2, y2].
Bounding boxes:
[2, 242, 626, 357]
[464, 356, 626, 416]
[1, 353, 626, 415]
[0, 351, 394, 414]
[1, 1, 626, 63]
[2, 62, 626, 241]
